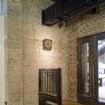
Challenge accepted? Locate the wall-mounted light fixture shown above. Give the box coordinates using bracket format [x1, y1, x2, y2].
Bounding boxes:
[43, 39, 52, 51]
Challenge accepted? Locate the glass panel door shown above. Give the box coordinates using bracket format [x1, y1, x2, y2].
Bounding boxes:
[98, 39, 105, 103]
[77, 38, 92, 105]
[78, 33, 105, 105]
[82, 43, 91, 96]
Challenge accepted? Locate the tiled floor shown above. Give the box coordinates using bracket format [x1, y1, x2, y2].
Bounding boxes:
[63, 101, 83, 105]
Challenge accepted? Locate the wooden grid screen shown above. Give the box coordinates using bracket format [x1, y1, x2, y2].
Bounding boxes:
[39, 68, 62, 105]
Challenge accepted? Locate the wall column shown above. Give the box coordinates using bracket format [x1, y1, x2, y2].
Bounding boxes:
[0, 0, 7, 105]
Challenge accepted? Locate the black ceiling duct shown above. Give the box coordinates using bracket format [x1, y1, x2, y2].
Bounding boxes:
[42, 0, 105, 26]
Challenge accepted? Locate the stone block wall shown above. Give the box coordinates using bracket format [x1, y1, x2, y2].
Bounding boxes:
[7, 0, 70, 105]
[7, 1, 23, 105]
[6, 0, 105, 105]
[66, 3, 105, 101]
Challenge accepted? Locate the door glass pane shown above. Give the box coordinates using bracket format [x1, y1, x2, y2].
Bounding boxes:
[82, 43, 90, 96]
[98, 40, 105, 103]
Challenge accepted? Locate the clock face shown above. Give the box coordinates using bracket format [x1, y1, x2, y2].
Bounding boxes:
[43, 39, 52, 50]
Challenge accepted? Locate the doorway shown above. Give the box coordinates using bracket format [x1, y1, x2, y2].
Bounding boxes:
[98, 38, 105, 103]
[77, 32, 105, 105]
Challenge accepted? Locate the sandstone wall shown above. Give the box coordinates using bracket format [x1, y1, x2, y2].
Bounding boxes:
[7, 0, 70, 105]
[7, 1, 23, 105]
[7, 0, 105, 105]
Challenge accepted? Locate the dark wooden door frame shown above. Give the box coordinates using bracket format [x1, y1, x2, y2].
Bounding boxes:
[77, 36, 93, 105]
[77, 32, 105, 105]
